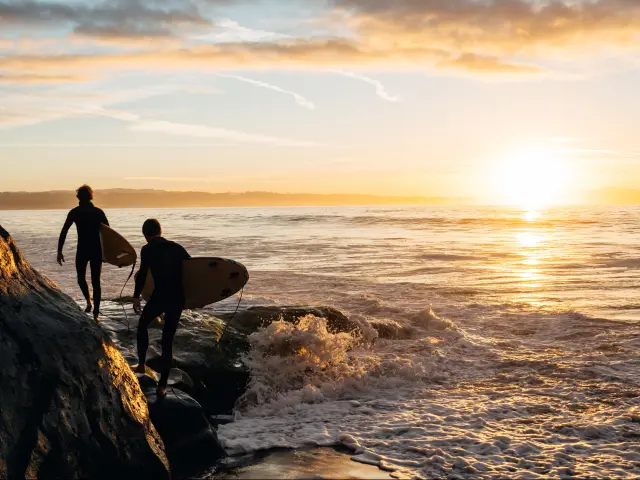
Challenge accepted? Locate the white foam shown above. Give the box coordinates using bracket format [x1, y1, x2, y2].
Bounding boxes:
[219, 309, 640, 479]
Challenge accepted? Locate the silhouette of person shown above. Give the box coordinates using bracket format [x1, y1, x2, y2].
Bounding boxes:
[57, 185, 109, 321]
[133, 218, 190, 399]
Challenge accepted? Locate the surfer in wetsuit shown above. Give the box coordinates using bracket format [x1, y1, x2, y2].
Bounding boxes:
[133, 218, 190, 399]
[57, 185, 109, 321]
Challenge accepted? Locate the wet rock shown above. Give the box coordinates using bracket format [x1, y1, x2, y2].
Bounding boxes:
[369, 320, 415, 339]
[144, 315, 250, 415]
[147, 389, 226, 477]
[0, 226, 170, 479]
[222, 306, 359, 335]
[167, 368, 195, 394]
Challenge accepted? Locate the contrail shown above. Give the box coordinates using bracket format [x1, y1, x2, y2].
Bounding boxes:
[330, 70, 400, 102]
[217, 73, 315, 110]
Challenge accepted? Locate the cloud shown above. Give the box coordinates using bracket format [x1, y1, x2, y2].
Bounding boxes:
[193, 19, 291, 43]
[124, 176, 217, 182]
[333, 0, 640, 53]
[0, 80, 321, 147]
[216, 73, 315, 109]
[125, 118, 320, 147]
[560, 147, 640, 158]
[65, 107, 321, 147]
[0, 143, 236, 148]
[0, 73, 89, 84]
[329, 69, 400, 101]
[0, 0, 209, 39]
[438, 53, 543, 74]
[2, 0, 640, 81]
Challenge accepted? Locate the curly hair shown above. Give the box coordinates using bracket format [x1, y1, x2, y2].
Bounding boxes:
[76, 184, 94, 203]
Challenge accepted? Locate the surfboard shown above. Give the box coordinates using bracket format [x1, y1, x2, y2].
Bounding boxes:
[138, 257, 249, 309]
[100, 224, 137, 268]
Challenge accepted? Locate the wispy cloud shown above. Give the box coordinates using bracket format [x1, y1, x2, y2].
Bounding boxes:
[194, 19, 290, 44]
[560, 147, 640, 158]
[329, 70, 400, 102]
[97, 109, 322, 147]
[0, 79, 321, 147]
[124, 176, 218, 182]
[0, 73, 90, 84]
[0, 143, 237, 148]
[216, 73, 315, 110]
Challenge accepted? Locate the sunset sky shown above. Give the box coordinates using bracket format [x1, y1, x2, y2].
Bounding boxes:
[1, 0, 640, 204]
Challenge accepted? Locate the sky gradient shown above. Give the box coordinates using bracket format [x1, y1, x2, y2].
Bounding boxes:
[1, 0, 640, 204]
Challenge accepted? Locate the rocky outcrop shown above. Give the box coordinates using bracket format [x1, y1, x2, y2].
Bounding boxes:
[0, 226, 170, 479]
[221, 306, 360, 336]
[135, 372, 225, 476]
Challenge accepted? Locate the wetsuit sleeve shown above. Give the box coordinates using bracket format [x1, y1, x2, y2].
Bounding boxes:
[57, 210, 74, 253]
[99, 209, 110, 227]
[133, 246, 149, 299]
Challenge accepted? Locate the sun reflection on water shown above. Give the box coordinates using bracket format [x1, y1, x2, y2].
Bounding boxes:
[513, 211, 550, 295]
[524, 210, 541, 222]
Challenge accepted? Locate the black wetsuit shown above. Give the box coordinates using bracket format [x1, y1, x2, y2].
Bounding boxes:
[133, 237, 190, 387]
[58, 202, 109, 315]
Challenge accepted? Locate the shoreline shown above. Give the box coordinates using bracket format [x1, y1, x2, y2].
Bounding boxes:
[210, 447, 393, 480]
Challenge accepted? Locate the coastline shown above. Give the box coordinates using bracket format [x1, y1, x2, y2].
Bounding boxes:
[211, 447, 393, 480]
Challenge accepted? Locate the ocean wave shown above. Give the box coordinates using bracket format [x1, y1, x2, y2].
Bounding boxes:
[418, 253, 488, 261]
[600, 258, 640, 269]
[232, 308, 460, 415]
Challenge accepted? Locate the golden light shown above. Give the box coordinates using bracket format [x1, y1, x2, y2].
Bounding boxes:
[524, 210, 540, 222]
[495, 146, 571, 210]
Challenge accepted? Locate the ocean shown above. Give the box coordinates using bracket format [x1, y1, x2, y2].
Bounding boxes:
[2, 205, 639, 478]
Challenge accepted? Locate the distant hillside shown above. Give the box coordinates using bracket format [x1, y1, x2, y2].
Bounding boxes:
[0, 189, 468, 210]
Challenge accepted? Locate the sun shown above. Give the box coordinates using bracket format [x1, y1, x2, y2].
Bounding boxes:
[495, 146, 571, 210]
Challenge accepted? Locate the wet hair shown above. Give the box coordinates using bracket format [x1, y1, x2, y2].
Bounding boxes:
[142, 218, 162, 238]
[76, 184, 93, 203]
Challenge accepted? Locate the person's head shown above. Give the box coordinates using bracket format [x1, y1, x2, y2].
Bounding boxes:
[142, 218, 162, 242]
[76, 184, 93, 204]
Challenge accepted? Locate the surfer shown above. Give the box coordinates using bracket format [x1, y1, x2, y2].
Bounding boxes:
[133, 218, 190, 399]
[57, 185, 109, 321]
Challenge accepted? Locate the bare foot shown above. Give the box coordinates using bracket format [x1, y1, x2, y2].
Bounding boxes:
[84, 302, 92, 313]
[134, 364, 147, 374]
[93, 312, 100, 322]
[156, 386, 167, 399]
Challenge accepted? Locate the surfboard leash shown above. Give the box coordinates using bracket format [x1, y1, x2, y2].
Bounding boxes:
[217, 286, 245, 358]
[117, 260, 137, 336]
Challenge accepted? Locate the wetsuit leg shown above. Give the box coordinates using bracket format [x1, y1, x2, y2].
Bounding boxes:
[89, 255, 102, 315]
[158, 303, 183, 388]
[137, 300, 165, 368]
[75, 253, 90, 301]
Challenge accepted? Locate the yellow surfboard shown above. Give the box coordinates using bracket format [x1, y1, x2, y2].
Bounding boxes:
[138, 257, 249, 309]
[100, 224, 137, 268]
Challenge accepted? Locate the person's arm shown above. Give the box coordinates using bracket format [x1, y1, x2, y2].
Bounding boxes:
[57, 211, 74, 265]
[133, 246, 149, 300]
[181, 244, 191, 260]
[99, 209, 110, 227]
[132, 246, 149, 314]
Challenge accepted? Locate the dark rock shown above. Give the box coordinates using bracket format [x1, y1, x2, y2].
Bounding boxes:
[0, 226, 170, 480]
[222, 306, 359, 336]
[147, 388, 226, 477]
[369, 320, 415, 339]
[167, 368, 195, 394]
[142, 315, 250, 416]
